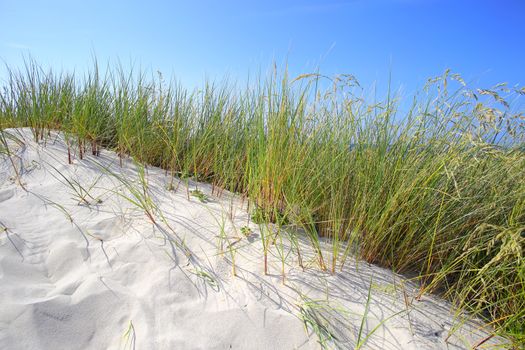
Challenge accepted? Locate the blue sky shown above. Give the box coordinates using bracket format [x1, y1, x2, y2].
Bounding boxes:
[1, 0, 524, 97]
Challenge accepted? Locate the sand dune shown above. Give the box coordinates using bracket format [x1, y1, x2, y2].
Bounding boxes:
[0, 128, 506, 349]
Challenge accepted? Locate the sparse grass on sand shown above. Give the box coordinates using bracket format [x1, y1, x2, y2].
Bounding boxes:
[1, 59, 524, 346]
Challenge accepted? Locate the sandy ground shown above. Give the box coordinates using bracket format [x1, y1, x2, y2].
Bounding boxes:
[0, 128, 508, 350]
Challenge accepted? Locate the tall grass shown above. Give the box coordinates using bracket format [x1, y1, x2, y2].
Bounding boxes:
[1, 59, 524, 345]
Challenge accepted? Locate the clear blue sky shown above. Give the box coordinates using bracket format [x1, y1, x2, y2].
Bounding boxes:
[1, 0, 524, 96]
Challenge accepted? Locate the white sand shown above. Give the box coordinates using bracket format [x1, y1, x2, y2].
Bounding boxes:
[0, 128, 507, 349]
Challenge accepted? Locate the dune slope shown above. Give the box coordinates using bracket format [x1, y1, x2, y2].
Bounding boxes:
[0, 129, 506, 349]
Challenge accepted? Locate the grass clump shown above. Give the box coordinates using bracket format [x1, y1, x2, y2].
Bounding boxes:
[0, 59, 524, 345]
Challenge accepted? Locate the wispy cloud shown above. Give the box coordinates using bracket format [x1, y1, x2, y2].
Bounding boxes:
[5, 42, 31, 50]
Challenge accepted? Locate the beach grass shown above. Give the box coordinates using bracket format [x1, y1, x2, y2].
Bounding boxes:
[1, 58, 524, 346]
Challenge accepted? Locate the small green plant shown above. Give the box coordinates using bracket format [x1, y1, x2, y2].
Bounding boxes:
[240, 226, 252, 237]
[190, 189, 208, 203]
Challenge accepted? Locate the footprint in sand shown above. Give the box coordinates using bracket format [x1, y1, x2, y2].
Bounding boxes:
[88, 216, 130, 241]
